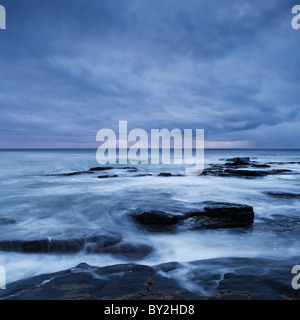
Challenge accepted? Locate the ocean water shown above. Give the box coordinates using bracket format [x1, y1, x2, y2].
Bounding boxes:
[0, 149, 299, 289]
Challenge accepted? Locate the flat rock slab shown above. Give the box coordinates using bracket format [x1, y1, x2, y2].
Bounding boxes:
[1, 257, 299, 300]
[264, 192, 300, 198]
[131, 202, 254, 232]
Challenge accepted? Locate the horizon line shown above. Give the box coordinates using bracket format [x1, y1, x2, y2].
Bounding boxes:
[0, 147, 299, 150]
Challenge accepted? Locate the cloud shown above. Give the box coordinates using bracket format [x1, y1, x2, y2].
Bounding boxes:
[0, 0, 299, 148]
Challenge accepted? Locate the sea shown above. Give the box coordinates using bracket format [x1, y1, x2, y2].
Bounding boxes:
[0, 149, 299, 292]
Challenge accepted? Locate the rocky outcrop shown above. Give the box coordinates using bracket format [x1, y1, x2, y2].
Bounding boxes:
[1, 257, 299, 300]
[131, 201, 254, 232]
[0, 231, 153, 259]
[131, 210, 183, 232]
[202, 157, 293, 177]
[183, 201, 254, 230]
[0, 231, 121, 254]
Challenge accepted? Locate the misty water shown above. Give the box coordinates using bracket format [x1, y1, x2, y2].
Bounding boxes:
[0, 149, 299, 292]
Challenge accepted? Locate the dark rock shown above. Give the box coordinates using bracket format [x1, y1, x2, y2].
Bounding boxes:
[251, 164, 271, 168]
[97, 175, 118, 179]
[85, 232, 122, 247]
[0, 262, 199, 300]
[224, 169, 268, 177]
[224, 162, 248, 167]
[0, 218, 16, 225]
[158, 173, 173, 177]
[131, 202, 254, 231]
[0, 231, 122, 254]
[1, 257, 299, 300]
[89, 167, 113, 171]
[264, 192, 300, 198]
[0, 238, 85, 253]
[226, 157, 251, 163]
[134, 174, 152, 177]
[131, 210, 182, 231]
[87, 241, 153, 260]
[184, 202, 254, 229]
[46, 171, 94, 177]
[271, 169, 292, 174]
[266, 162, 300, 165]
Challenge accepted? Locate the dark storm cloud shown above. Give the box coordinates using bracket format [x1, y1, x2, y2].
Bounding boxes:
[0, 0, 299, 148]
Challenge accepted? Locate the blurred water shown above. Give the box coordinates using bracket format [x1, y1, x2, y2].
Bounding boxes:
[0, 149, 299, 284]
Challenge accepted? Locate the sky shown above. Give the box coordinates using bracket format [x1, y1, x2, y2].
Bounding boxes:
[0, 0, 299, 148]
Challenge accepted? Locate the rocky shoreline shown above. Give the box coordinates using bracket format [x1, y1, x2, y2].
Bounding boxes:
[1, 156, 299, 300]
[0, 257, 299, 300]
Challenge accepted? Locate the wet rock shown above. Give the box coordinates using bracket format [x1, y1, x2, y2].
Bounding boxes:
[224, 169, 269, 177]
[266, 161, 300, 165]
[0, 218, 16, 225]
[0, 262, 199, 300]
[202, 157, 293, 178]
[264, 192, 300, 198]
[85, 232, 122, 248]
[185, 202, 254, 229]
[226, 157, 251, 163]
[131, 209, 183, 231]
[87, 241, 153, 260]
[271, 169, 292, 174]
[1, 257, 299, 300]
[225, 157, 252, 166]
[251, 164, 271, 168]
[0, 231, 122, 254]
[131, 202, 254, 231]
[98, 175, 118, 179]
[0, 238, 85, 253]
[46, 171, 94, 176]
[158, 173, 173, 177]
[89, 167, 113, 171]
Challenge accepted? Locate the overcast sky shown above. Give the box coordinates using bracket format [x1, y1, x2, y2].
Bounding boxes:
[0, 0, 299, 148]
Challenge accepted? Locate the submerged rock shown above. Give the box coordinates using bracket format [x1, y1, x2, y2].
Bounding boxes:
[0, 218, 16, 225]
